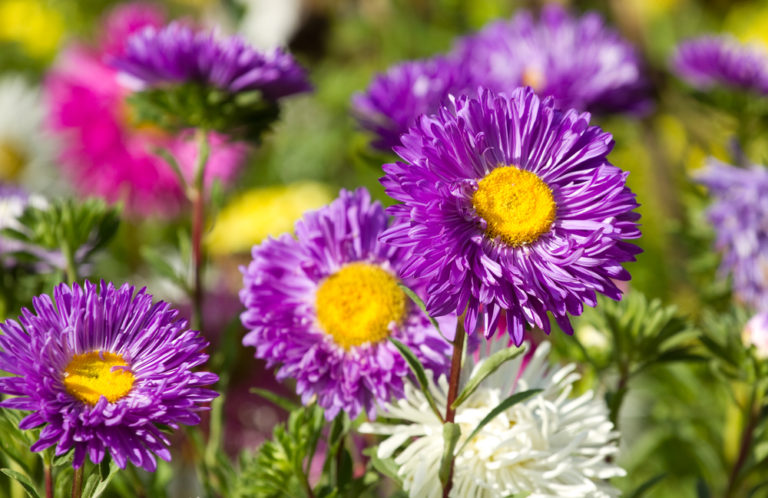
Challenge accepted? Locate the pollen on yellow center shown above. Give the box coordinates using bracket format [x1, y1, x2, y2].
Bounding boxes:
[315, 262, 407, 349]
[521, 67, 546, 92]
[0, 141, 27, 181]
[472, 165, 557, 247]
[62, 351, 135, 405]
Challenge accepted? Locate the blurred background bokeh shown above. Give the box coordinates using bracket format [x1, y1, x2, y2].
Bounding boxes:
[3, 0, 768, 496]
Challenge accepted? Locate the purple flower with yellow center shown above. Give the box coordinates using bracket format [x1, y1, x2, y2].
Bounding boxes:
[0, 281, 218, 471]
[239, 188, 453, 420]
[381, 87, 641, 345]
[672, 36, 768, 95]
[352, 57, 471, 151]
[111, 21, 311, 99]
[696, 159, 768, 311]
[453, 5, 650, 114]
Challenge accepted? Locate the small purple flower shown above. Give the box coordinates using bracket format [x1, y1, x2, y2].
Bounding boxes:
[239, 188, 453, 420]
[696, 160, 768, 310]
[352, 57, 472, 151]
[0, 281, 218, 471]
[381, 87, 641, 345]
[453, 5, 651, 114]
[112, 22, 311, 99]
[672, 36, 768, 95]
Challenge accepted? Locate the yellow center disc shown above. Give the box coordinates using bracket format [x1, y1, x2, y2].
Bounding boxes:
[316, 262, 407, 349]
[472, 165, 557, 247]
[62, 351, 135, 405]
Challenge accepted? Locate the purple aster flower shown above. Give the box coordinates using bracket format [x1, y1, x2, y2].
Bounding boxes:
[696, 159, 768, 310]
[111, 22, 311, 99]
[672, 36, 768, 95]
[239, 187, 453, 420]
[352, 57, 472, 151]
[452, 5, 651, 114]
[380, 87, 641, 345]
[0, 281, 218, 471]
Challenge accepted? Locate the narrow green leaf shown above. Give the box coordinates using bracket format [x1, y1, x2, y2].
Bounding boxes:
[628, 473, 667, 498]
[250, 388, 301, 413]
[438, 422, 461, 489]
[389, 338, 444, 421]
[456, 389, 542, 455]
[452, 345, 526, 409]
[365, 450, 402, 486]
[1, 468, 42, 498]
[397, 283, 447, 341]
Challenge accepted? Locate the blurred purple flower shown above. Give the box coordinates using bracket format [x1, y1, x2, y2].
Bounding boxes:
[352, 57, 472, 151]
[112, 22, 311, 99]
[696, 159, 768, 310]
[453, 5, 651, 114]
[672, 36, 768, 94]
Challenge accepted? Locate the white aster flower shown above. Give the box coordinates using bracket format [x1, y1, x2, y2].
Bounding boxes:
[0, 74, 55, 189]
[236, 0, 303, 49]
[359, 342, 625, 498]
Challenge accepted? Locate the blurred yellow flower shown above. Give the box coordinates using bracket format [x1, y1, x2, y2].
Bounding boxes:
[621, 0, 682, 21]
[207, 182, 333, 255]
[726, 4, 768, 48]
[0, 0, 64, 59]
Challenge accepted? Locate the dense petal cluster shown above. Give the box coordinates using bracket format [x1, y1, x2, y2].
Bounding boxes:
[353, 5, 649, 150]
[696, 159, 768, 310]
[454, 5, 650, 114]
[239, 188, 452, 420]
[45, 3, 246, 217]
[672, 36, 768, 94]
[0, 281, 218, 471]
[360, 342, 624, 498]
[381, 87, 641, 344]
[352, 57, 472, 151]
[112, 22, 311, 99]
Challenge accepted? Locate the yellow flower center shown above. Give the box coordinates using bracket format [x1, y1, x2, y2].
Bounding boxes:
[0, 140, 27, 181]
[472, 165, 556, 247]
[315, 262, 407, 349]
[521, 67, 546, 92]
[62, 351, 135, 405]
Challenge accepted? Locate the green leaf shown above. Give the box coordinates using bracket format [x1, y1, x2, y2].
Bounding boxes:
[398, 283, 446, 340]
[140, 246, 188, 291]
[250, 388, 301, 413]
[365, 450, 402, 486]
[628, 473, 667, 498]
[456, 389, 542, 455]
[232, 404, 326, 498]
[451, 345, 526, 409]
[389, 338, 444, 421]
[438, 422, 461, 489]
[0, 468, 41, 498]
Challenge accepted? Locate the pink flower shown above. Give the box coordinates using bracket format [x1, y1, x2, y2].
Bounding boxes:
[45, 3, 246, 217]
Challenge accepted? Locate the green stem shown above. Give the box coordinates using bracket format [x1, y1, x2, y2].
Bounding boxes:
[44, 463, 52, 498]
[62, 241, 78, 284]
[725, 387, 760, 497]
[190, 129, 210, 331]
[71, 466, 83, 498]
[442, 325, 465, 498]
